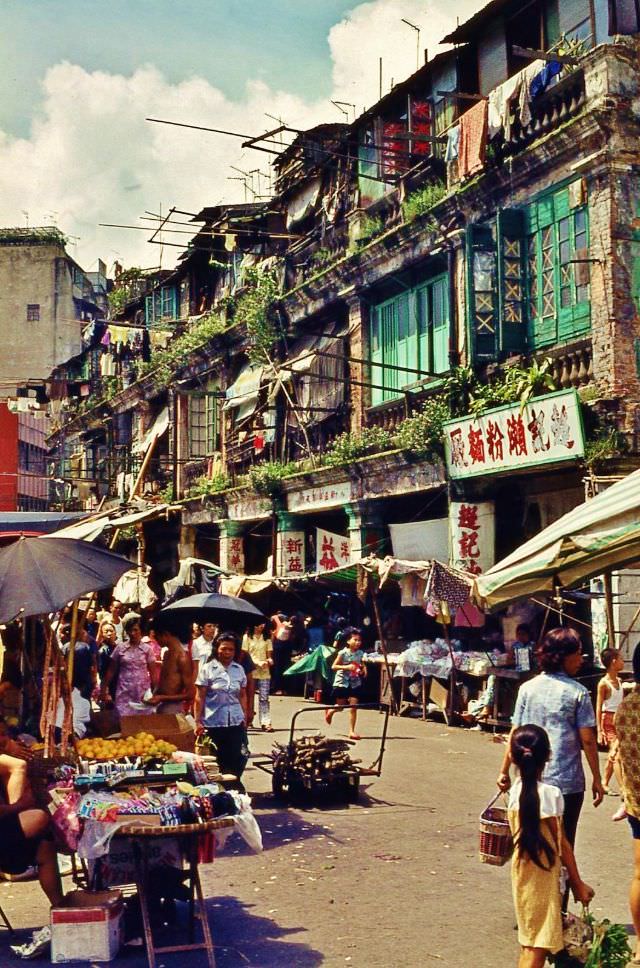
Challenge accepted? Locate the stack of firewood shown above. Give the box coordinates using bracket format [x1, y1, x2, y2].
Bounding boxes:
[273, 734, 360, 778]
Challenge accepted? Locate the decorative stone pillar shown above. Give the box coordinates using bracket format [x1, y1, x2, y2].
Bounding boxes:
[345, 295, 370, 433]
[345, 501, 386, 562]
[219, 519, 245, 574]
[275, 509, 306, 578]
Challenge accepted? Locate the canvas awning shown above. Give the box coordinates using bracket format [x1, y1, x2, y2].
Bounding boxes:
[43, 504, 176, 542]
[473, 467, 640, 610]
[223, 364, 264, 423]
[266, 324, 346, 426]
[132, 407, 169, 455]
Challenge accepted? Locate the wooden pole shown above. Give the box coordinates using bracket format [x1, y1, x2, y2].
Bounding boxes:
[370, 577, 398, 715]
[67, 600, 79, 686]
[618, 603, 640, 653]
[603, 572, 616, 648]
[440, 619, 459, 724]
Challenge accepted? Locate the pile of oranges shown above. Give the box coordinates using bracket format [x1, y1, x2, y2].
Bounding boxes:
[75, 731, 178, 762]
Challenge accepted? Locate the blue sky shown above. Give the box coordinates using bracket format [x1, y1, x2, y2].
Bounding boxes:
[1, 0, 355, 137]
[0, 0, 480, 267]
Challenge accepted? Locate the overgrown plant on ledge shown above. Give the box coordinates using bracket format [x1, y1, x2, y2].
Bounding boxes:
[401, 181, 447, 223]
[245, 461, 298, 498]
[323, 427, 394, 467]
[584, 427, 628, 468]
[134, 310, 228, 388]
[234, 265, 282, 365]
[393, 398, 450, 460]
[188, 471, 231, 498]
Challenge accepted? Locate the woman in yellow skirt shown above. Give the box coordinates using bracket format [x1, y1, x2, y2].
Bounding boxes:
[507, 725, 594, 967]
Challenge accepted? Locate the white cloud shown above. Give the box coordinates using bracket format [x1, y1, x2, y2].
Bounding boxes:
[0, 0, 479, 271]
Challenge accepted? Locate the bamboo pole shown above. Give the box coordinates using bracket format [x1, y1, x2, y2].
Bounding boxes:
[369, 576, 398, 715]
[67, 600, 80, 686]
[603, 572, 616, 648]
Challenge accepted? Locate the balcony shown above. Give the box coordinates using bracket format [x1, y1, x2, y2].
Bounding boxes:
[536, 338, 593, 390]
[502, 68, 586, 158]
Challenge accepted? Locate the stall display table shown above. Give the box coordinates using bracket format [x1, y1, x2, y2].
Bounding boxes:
[112, 817, 234, 968]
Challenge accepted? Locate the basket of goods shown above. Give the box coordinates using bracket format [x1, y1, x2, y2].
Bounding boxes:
[478, 791, 513, 866]
[551, 906, 632, 966]
[28, 744, 79, 806]
[75, 732, 178, 763]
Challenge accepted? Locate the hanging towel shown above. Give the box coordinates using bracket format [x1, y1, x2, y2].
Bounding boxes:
[445, 124, 460, 162]
[458, 100, 488, 179]
[529, 60, 562, 101]
[518, 59, 545, 130]
[487, 73, 522, 140]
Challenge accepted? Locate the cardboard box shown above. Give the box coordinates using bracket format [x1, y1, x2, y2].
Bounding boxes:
[90, 709, 121, 738]
[51, 890, 123, 963]
[89, 837, 183, 887]
[120, 713, 195, 752]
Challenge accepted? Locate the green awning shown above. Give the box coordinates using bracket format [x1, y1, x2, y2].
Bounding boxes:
[474, 467, 640, 610]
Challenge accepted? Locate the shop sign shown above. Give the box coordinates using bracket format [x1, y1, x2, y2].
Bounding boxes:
[449, 501, 495, 576]
[289, 481, 352, 513]
[443, 389, 584, 479]
[278, 531, 306, 577]
[226, 536, 245, 573]
[227, 494, 270, 521]
[316, 528, 351, 573]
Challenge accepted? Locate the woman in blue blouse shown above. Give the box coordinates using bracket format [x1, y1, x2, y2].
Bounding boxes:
[195, 631, 249, 786]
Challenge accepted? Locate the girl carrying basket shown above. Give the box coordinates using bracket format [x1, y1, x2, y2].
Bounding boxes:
[507, 724, 594, 968]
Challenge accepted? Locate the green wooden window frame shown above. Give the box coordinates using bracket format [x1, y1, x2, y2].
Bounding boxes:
[189, 386, 219, 458]
[145, 286, 179, 326]
[525, 186, 591, 349]
[370, 274, 449, 406]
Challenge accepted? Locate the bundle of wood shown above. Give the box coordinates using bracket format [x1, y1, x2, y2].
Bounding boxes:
[273, 734, 360, 779]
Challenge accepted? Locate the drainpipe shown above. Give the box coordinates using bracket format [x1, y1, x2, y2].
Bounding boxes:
[447, 244, 460, 369]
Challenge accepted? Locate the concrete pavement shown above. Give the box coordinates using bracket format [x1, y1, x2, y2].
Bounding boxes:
[0, 696, 634, 967]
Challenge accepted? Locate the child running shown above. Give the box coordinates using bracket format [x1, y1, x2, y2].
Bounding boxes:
[596, 648, 625, 814]
[507, 724, 594, 968]
[325, 627, 366, 740]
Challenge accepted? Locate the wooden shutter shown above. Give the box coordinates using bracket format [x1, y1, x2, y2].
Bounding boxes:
[466, 223, 498, 361]
[431, 276, 450, 374]
[497, 208, 527, 356]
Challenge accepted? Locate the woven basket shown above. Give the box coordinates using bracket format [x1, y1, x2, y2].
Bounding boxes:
[479, 792, 513, 866]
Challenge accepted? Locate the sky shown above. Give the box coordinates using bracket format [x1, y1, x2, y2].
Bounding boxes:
[0, 0, 480, 272]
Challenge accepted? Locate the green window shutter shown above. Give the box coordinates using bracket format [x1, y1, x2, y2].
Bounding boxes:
[466, 223, 497, 362]
[431, 276, 450, 374]
[370, 305, 384, 407]
[145, 294, 154, 325]
[497, 208, 527, 356]
[557, 202, 591, 340]
[415, 284, 431, 373]
[537, 196, 554, 228]
[553, 188, 570, 220]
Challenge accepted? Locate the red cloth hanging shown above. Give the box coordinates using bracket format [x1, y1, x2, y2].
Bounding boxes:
[458, 100, 488, 179]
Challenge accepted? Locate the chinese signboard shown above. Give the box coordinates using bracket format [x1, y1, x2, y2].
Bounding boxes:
[449, 501, 495, 576]
[289, 481, 352, 513]
[277, 531, 306, 577]
[316, 528, 351, 574]
[444, 389, 584, 479]
[226, 536, 244, 573]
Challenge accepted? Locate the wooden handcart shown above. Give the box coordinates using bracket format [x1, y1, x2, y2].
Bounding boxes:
[112, 816, 235, 968]
[254, 704, 389, 805]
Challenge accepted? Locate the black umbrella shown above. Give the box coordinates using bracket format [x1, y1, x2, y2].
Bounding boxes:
[161, 592, 265, 632]
[0, 536, 133, 624]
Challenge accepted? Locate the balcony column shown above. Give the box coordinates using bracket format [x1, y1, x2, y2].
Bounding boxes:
[345, 295, 369, 434]
[345, 500, 386, 563]
[275, 509, 306, 578]
[219, 519, 245, 574]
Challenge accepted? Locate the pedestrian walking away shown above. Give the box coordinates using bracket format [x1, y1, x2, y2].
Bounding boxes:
[507, 724, 594, 968]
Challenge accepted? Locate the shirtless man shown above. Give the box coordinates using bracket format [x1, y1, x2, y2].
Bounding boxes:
[147, 622, 194, 714]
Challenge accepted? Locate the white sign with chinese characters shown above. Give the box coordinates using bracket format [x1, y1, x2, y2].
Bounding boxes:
[289, 481, 352, 513]
[443, 389, 584, 479]
[316, 528, 351, 573]
[449, 501, 495, 576]
[277, 531, 306, 577]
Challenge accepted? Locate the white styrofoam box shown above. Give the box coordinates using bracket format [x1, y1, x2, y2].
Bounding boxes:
[51, 901, 123, 963]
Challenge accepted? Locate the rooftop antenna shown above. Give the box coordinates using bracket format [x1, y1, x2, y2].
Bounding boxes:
[265, 112, 287, 143]
[331, 100, 356, 121]
[22, 210, 29, 228]
[401, 18, 421, 71]
[379, 57, 383, 99]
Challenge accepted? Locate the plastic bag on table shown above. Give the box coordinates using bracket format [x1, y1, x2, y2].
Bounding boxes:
[51, 791, 82, 853]
[214, 791, 263, 853]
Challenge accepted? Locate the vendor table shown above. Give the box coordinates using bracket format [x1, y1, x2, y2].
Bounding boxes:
[113, 817, 235, 968]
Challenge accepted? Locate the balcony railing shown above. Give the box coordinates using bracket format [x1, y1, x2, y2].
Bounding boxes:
[538, 338, 593, 390]
[502, 68, 586, 157]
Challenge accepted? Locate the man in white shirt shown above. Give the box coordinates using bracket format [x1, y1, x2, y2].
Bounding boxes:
[192, 622, 217, 671]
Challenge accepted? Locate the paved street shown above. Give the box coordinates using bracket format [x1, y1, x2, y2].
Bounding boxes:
[0, 696, 634, 967]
